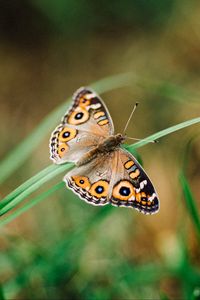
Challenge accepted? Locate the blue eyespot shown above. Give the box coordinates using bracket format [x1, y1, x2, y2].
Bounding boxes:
[75, 112, 84, 120]
[119, 186, 130, 196]
[62, 131, 70, 138]
[95, 186, 104, 194]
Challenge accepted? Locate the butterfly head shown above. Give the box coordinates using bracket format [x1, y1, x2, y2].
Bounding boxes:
[115, 133, 126, 145]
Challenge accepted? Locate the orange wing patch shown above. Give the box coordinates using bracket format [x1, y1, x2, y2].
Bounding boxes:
[135, 191, 153, 206]
[67, 107, 89, 125]
[58, 143, 69, 158]
[89, 180, 109, 198]
[124, 160, 134, 170]
[112, 180, 135, 201]
[129, 169, 140, 179]
[79, 97, 91, 107]
[94, 111, 105, 119]
[72, 176, 91, 190]
[59, 127, 77, 142]
[98, 119, 109, 126]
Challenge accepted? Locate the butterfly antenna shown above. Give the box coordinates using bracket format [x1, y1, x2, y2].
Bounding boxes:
[123, 102, 139, 134]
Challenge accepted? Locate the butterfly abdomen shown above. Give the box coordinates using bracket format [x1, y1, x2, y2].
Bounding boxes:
[76, 147, 99, 166]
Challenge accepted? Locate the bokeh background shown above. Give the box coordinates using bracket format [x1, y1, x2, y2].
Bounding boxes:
[0, 0, 200, 299]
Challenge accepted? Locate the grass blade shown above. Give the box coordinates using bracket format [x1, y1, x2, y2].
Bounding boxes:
[0, 164, 57, 209]
[0, 164, 72, 216]
[0, 286, 5, 300]
[127, 117, 200, 151]
[179, 172, 200, 240]
[0, 182, 64, 228]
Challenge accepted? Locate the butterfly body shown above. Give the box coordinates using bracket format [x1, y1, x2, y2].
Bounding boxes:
[77, 133, 125, 167]
[50, 87, 159, 214]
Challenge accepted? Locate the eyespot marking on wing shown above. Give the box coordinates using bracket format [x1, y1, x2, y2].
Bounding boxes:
[112, 180, 135, 201]
[67, 107, 89, 125]
[59, 127, 77, 142]
[72, 176, 91, 190]
[89, 180, 109, 198]
[66, 176, 109, 206]
[58, 143, 69, 158]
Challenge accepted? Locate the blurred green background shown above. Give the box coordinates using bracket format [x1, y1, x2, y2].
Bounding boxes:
[0, 0, 200, 299]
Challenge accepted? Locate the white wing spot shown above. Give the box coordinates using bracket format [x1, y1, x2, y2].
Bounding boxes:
[85, 93, 96, 99]
[90, 103, 101, 109]
[135, 180, 147, 193]
[148, 193, 156, 202]
[140, 180, 147, 189]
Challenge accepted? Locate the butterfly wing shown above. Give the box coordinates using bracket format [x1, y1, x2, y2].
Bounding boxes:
[50, 87, 114, 164]
[64, 152, 115, 206]
[109, 148, 159, 214]
[66, 87, 114, 135]
[64, 148, 159, 214]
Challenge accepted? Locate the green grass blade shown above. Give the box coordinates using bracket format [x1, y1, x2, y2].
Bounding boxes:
[0, 182, 64, 228]
[0, 164, 72, 216]
[0, 164, 57, 209]
[179, 172, 200, 240]
[159, 291, 170, 300]
[0, 72, 134, 185]
[127, 117, 200, 151]
[0, 286, 5, 300]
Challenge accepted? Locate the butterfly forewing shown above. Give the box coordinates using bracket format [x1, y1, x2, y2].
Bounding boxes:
[50, 87, 114, 164]
[68, 87, 114, 135]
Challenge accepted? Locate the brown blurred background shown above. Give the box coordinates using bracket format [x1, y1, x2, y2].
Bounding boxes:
[0, 0, 200, 299]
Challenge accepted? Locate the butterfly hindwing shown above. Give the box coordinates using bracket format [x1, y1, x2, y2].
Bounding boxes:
[64, 147, 159, 214]
[110, 148, 159, 214]
[64, 152, 115, 206]
[50, 87, 114, 164]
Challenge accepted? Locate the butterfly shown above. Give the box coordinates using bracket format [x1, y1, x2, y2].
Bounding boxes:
[49, 87, 159, 214]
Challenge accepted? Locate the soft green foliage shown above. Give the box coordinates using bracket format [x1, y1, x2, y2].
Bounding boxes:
[30, 0, 175, 34]
[0, 287, 5, 300]
[180, 172, 200, 241]
[0, 74, 199, 300]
